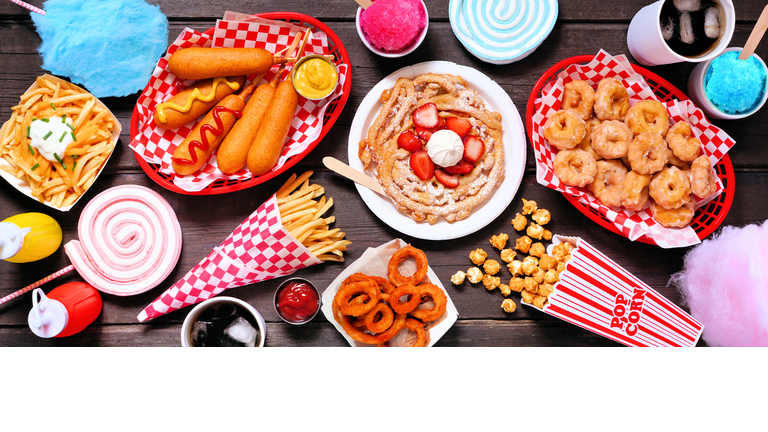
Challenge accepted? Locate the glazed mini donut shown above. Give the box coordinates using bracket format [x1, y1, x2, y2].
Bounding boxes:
[554, 149, 597, 188]
[543, 110, 587, 150]
[666, 121, 701, 162]
[649, 166, 692, 210]
[589, 159, 628, 208]
[577, 117, 604, 161]
[593, 78, 630, 121]
[651, 200, 695, 228]
[627, 132, 669, 175]
[590, 120, 633, 159]
[562, 80, 595, 120]
[668, 151, 692, 171]
[690, 155, 718, 198]
[624, 100, 670, 136]
[621, 171, 652, 212]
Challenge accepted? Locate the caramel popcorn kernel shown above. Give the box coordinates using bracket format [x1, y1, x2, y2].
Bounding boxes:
[490, 233, 509, 250]
[469, 248, 488, 266]
[451, 271, 466, 285]
[501, 298, 517, 313]
[515, 236, 532, 253]
[532, 209, 551, 225]
[521, 198, 538, 215]
[511, 213, 528, 231]
[529, 242, 545, 258]
[467, 267, 484, 284]
[483, 274, 501, 290]
[500, 248, 517, 263]
[483, 259, 501, 275]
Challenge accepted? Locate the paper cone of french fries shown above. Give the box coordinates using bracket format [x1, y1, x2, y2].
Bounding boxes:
[529, 235, 703, 347]
[137, 173, 348, 322]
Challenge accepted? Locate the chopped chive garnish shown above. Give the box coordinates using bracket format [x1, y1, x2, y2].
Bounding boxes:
[71, 132, 77, 141]
[50, 103, 56, 111]
[61, 115, 66, 123]
[41, 118, 49, 123]
[72, 154, 81, 159]
[53, 152, 67, 169]
[43, 131, 52, 140]
[31, 163, 39, 171]
[66, 123, 75, 131]
[26, 126, 31, 138]
[28, 144, 34, 155]
[72, 162, 77, 170]
[59, 131, 67, 142]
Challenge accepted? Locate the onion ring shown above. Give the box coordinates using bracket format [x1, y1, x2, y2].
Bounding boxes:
[410, 283, 448, 322]
[334, 273, 380, 317]
[363, 302, 395, 334]
[334, 301, 407, 345]
[387, 246, 429, 286]
[405, 318, 429, 347]
[390, 283, 422, 314]
[370, 275, 396, 294]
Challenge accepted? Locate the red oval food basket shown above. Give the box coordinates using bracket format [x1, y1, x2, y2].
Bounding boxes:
[129, 12, 351, 195]
[525, 55, 735, 245]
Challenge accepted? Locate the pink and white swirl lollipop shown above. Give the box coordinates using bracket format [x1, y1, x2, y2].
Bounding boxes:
[64, 185, 182, 296]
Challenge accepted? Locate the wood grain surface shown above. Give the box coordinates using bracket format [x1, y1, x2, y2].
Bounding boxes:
[1, 0, 766, 347]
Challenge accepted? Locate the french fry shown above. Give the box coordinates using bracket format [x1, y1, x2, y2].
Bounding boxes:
[0, 76, 116, 208]
[275, 171, 349, 261]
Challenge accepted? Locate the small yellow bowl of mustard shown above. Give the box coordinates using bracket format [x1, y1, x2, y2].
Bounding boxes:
[291, 55, 339, 100]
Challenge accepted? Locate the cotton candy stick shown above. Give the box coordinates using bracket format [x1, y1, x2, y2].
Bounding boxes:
[7, 0, 45, 15]
[0, 265, 75, 306]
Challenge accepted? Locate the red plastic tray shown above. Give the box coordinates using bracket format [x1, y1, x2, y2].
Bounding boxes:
[129, 12, 351, 195]
[525, 55, 735, 245]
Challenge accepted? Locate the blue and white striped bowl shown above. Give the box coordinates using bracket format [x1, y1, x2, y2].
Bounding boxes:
[449, 0, 558, 65]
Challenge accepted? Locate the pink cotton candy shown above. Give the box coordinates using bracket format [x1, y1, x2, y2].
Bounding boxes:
[669, 220, 768, 346]
[360, 0, 426, 53]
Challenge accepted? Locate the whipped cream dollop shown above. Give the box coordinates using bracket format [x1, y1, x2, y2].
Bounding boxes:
[427, 129, 464, 167]
[30, 116, 74, 162]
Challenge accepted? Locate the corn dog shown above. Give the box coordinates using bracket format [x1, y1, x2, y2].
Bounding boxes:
[247, 79, 299, 176]
[154, 76, 246, 130]
[171, 87, 254, 176]
[217, 82, 277, 174]
[168, 47, 276, 80]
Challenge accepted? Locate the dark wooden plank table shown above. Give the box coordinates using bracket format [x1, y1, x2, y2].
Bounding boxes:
[1, 0, 766, 347]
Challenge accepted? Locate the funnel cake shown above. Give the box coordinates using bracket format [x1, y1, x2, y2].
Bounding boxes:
[358, 73, 504, 224]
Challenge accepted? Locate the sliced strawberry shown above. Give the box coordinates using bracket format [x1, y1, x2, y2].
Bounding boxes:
[434, 169, 459, 188]
[442, 160, 474, 175]
[462, 136, 485, 163]
[409, 151, 435, 181]
[397, 130, 423, 152]
[412, 103, 440, 129]
[415, 126, 433, 142]
[432, 117, 446, 131]
[445, 116, 472, 138]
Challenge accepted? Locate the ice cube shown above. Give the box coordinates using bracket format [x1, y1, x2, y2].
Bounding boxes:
[704, 6, 722, 38]
[191, 320, 211, 347]
[680, 12, 695, 44]
[673, 0, 700, 12]
[661, 16, 675, 41]
[219, 316, 259, 347]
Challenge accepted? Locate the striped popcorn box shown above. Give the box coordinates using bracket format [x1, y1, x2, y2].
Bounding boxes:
[525, 235, 703, 347]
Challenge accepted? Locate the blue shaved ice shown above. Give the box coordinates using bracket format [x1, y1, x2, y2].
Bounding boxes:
[705, 50, 767, 114]
[32, 0, 168, 98]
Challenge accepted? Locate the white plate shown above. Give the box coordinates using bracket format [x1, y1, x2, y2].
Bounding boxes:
[347, 61, 526, 240]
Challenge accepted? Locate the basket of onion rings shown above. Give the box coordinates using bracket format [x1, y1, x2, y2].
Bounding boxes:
[320, 239, 458, 347]
[525, 50, 736, 248]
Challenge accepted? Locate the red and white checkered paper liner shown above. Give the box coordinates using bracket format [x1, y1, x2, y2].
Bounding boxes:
[129, 14, 349, 192]
[137, 195, 321, 322]
[530, 50, 736, 248]
[531, 236, 704, 347]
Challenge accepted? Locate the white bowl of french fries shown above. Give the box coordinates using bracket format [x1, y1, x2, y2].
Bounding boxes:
[0, 75, 121, 211]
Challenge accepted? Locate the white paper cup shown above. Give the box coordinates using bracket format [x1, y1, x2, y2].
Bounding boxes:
[688, 47, 768, 120]
[627, 0, 734, 66]
[355, 1, 429, 58]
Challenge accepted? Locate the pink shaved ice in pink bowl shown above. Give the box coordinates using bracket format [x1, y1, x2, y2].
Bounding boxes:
[359, 0, 427, 54]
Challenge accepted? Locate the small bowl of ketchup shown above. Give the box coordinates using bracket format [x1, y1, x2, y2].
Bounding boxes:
[274, 278, 321, 325]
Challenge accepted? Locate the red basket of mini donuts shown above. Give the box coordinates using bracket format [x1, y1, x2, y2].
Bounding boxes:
[525, 50, 736, 249]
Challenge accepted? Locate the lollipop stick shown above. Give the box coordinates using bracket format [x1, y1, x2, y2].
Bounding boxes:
[740, 5, 768, 60]
[0, 265, 75, 306]
[7, 0, 45, 15]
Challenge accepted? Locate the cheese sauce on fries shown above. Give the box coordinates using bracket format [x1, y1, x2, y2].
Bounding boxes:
[0, 76, 116, 208]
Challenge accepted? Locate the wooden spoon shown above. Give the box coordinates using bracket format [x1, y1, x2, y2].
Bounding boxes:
[323, 156, 386, 196]
[354, 0, 372, 9]
[739, 4, 768, 60]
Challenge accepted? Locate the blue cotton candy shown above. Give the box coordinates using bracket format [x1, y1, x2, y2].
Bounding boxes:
[32, 0, 168, 98]
[705, 50, 767, 115]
